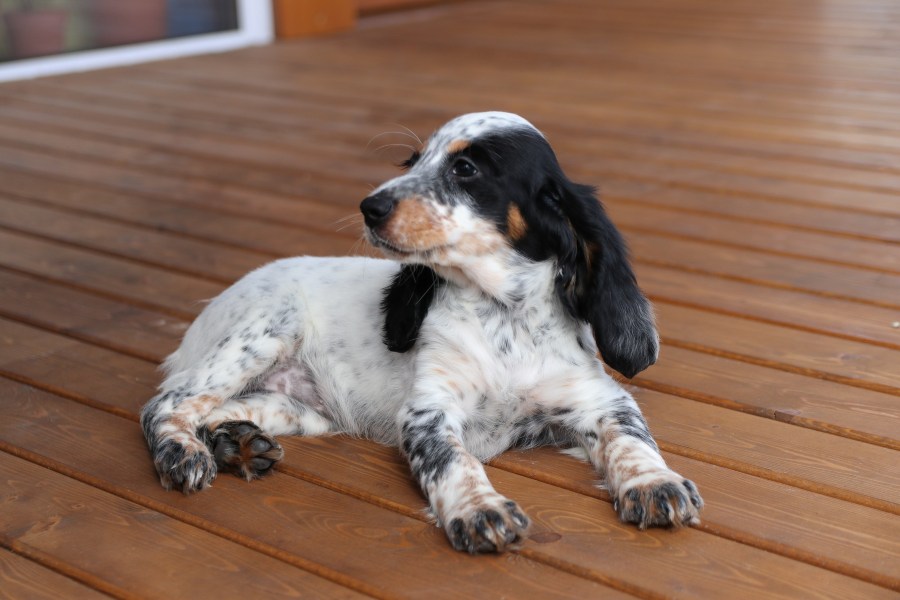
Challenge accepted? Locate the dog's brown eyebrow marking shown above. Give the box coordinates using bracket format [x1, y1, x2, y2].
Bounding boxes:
[506, 204, 527, 240]
[446, 139, 470, 155]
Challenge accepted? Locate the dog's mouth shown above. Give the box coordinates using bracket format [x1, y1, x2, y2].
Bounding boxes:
[366, 229, 447, 259]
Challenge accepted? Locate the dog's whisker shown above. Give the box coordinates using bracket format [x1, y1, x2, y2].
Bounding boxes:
[390, 123, 423, 146]
[374, 142, 418, 155]
[366, 130, 422, 152]
[333, 213, 364, 234]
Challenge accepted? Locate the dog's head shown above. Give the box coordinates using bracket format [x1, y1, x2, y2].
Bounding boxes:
[361, 112, 658, 378]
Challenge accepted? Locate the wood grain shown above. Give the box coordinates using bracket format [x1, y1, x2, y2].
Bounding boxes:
[0, 548, 109, 600]
[0, 382, 625, 599]
[2, 322, 898, 592]
[1, 0, 898, 596]
[0, 454, 370, 600]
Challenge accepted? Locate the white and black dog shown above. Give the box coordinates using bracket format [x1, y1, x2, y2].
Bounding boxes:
[141, 112, 702, 553]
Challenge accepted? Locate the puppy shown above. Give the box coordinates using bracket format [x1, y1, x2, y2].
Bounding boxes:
[141, 111, 702, 553]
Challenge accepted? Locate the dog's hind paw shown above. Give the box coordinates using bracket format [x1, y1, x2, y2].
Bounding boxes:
[208, 420, 284, 482]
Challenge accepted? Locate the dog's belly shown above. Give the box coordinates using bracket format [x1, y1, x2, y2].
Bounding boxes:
[260, 362, 323, 410]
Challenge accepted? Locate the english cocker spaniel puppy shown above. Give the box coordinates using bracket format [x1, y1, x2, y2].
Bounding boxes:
[141, 112, 703, 553]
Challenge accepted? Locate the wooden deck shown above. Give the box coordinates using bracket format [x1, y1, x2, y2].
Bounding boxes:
[1, 0, 899, 597]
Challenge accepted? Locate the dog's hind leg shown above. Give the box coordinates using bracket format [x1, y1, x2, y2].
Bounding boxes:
[141, 310, 298, 493]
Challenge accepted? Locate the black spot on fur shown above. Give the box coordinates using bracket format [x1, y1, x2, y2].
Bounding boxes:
[401, 409, 456, 485]
[605, 405, 658, 452]
[381, 264, 444, 352]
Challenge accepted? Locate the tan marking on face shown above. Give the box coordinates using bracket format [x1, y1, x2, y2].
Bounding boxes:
[506, 204, 527, 240]
[382, 197, 449, 251]
[446, 139, 470, 155]
[438, 227, 506, 259]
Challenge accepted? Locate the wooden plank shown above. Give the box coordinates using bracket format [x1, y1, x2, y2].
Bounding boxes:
[90, 62, 900, 179]
[637, 390, 900, 513]
[4, 260, 896, 519]
[10, 69, 900, 225]
[0, 269, 183, 361]
[5, 171, 900, 320]
[3, 112, 899, 308]
[0, 167, 346, 258]
[0, 229, 224, 319]
[0, 548, 110, 600]
[10, 73, 900, 223]
[634, 345, 900, 449]
[654, 303, 900, 396]
[606, 200, 900, 275]
[493, 447, 900, 591]
[1, 94, 898, 271]
[0, 383, 624, 599]
[4, 80, 898, 246]
[4, 265, 895, 458]
[112, 51, 900, 197]
[0, 196, 272, 283]
[0, 455, 372, 600]
[0, 144, 356, 237]
[2, 153, 897, 352]
[2, 381, 893, 598]
[626, 230, 900, 309]
[116, 48, 900, 145]
[0, 0, 898, 596]
[0, 317, 158, 417]
[0, 114, 390, 197]
[602, 180, 900, 245]
[3, 317, 898, 590]
[358, 0, 451, 14]
[637, 264, 900, 349]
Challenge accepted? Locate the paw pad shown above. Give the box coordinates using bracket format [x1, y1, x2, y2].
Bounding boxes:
[209, 420, 284, 482]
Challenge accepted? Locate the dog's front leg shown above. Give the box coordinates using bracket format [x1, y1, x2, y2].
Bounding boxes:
[578, 393, 703, 528]
[399, 402, 530, 553]
[535, 371, 703, 528]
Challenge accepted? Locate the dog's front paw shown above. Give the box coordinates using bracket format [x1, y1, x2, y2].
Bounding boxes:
[209, 420, 284, 481]
[444, 497, 530, 554]
[153, 438, 217, 494]
[615, 474, 703, 529]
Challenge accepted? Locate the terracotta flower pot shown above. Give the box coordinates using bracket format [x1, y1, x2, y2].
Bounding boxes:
[3, 9, 68, 59]
[90, 0, 167, 47]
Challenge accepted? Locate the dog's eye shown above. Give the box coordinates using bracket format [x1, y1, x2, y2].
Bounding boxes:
[399, 151, 421, 170]
[451, 158, 478, 178]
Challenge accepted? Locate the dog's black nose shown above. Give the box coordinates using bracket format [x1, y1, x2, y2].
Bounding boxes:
[360, 192, 396, 227]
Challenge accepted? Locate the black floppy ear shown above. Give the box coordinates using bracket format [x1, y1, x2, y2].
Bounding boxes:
[381, 264, 443, 352]
[553, 181, 659, 378]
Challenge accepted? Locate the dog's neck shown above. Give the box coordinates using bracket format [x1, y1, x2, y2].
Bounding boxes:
[431, 250, 557, 311]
